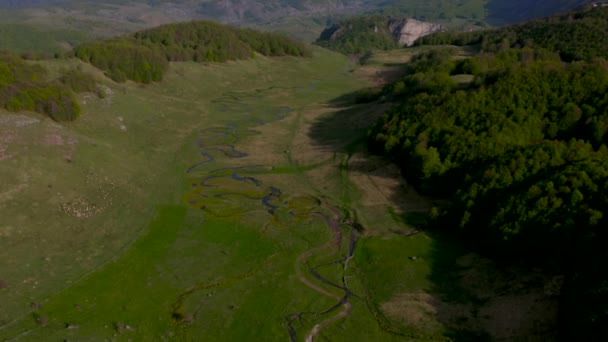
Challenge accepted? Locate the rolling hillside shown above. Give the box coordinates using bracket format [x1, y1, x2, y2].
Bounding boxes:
[418, 4, 608, 61]
[0, 0, 597, 51]
[370, 5, 608, 339]
[74, 20, 310, 83]
[0, 1, 606, 341]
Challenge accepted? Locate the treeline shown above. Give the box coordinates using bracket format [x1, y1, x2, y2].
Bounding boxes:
[0, 51, 96, 121]
[315, 16, 399, 55]
[368, 27, 608, 342]
[75, 20, 312, 83]
[75, 40, 168, 83]
[416, 6, 608, 61]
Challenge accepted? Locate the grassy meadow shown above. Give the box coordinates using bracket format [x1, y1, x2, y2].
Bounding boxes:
[0, 46, 557, 341]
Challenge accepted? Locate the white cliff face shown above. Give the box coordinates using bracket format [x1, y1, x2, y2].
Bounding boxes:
[317, 16, 446, 51]
[389, 19, 446, 47]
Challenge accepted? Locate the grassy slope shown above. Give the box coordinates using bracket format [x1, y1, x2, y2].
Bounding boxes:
[0, 22, 90, 54]
[0, 36, 562, 341]
[0, 48, 423, 341]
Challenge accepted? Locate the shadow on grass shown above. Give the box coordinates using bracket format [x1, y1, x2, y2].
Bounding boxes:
[305, 92, 501, 340]
[382, 62, 408, 68]
[307, 96, 392, 154]
[427, 230, 494, 341]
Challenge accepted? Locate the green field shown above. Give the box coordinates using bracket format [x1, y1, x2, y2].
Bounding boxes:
[0, 47, 556, 340]
[0, 48, 378, 340]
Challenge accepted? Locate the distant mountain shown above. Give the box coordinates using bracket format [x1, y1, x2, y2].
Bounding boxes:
[197, 0, 370, 22]
[0, 0, 68, 8]
[197, 0, 598, 25]
[0, 1, 597, 25]
[0, 0, 598, 53]
[486, 0, 594, 25]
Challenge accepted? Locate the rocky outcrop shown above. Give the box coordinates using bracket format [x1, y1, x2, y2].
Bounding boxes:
[317, 17, 446, 50]
[388, 18, 446, 47]
[318, 24, 342, 41]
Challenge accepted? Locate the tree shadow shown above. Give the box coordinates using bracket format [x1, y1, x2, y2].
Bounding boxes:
[306, 92, 560, 341]
[382, 62, 408, 68]
[307, 95, 392, 153]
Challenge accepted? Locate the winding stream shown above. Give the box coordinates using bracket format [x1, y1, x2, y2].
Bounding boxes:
[181, 100, 361, 341]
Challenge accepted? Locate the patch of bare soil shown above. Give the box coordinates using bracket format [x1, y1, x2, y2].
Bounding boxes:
[381, 293, 465, 333]
[1, 113, 78, 162]
[353, 65, 407, 87]
[41, 132, 78, 161]
[0, 114, 40, 128]
[349, 153, 431, 213]
[382, 254, 562, 341]
[353, 51, 416, 87]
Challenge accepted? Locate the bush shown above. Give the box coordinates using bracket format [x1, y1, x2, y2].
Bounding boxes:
[0, 51, 90, 121]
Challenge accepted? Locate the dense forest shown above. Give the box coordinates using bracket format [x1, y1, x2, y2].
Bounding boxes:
[313, 1, 596, 55]
[417, 5, 608, 61]
[368, 6, 608, 339]
[75, 20, 311, 83]
[0, 51, 96, 121]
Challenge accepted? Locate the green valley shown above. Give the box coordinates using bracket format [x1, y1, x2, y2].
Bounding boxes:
[1, 1, 607, 341]
[0, 45, 458, 341]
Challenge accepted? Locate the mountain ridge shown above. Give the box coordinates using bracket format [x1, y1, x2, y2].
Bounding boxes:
[0, 1, 597, 25]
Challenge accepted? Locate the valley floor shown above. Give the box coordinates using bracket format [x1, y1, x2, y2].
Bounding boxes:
[0, 48, 559, 341]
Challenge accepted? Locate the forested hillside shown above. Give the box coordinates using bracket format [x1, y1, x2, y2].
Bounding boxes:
[369, 6, 608, 339]
[314, 2, 601, 56]
[0, 1, 596, 56]
[75, 20, 311, 83]
[417, 5, 608, 61]
[0, 51, 96, 121]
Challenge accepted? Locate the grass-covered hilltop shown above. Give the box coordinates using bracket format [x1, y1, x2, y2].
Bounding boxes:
[75, 20, 311, 83]
[0, 19, 310, 120]
[369, 5, 608, 339]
